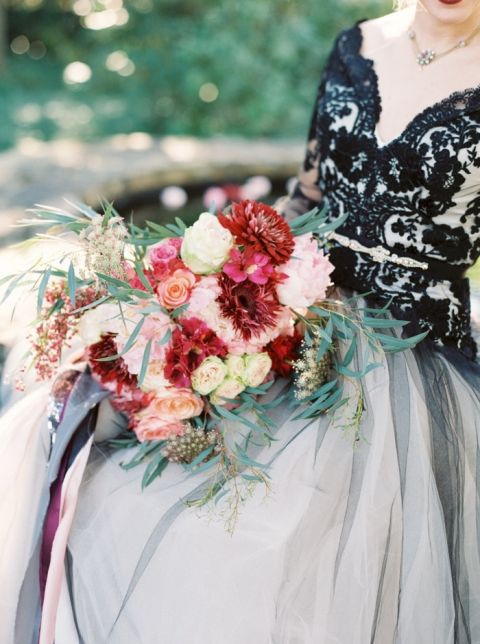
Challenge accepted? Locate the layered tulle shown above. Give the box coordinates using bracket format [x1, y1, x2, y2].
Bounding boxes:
[1, 289, 480, 644]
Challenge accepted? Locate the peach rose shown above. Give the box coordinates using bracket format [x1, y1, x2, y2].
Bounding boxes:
[134, 415, 185, 442]
[156, 269, 196, 310]
[147, 388, 204, 421]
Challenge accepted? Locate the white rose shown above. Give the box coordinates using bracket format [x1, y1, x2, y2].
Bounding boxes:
[181, 212, 233, 274]
[210, 377, 246, 406]
[243, 353, 272, 388]
[191, 356, 228, 396]
[225, 354, 246, 379]
[78, 302, 121, 344]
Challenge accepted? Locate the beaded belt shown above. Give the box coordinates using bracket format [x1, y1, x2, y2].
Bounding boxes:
[326, 231, 469, 281]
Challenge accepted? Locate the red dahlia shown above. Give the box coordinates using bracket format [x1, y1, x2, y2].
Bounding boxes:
[88, 333, 137, 394]
[218, 199, 294, 265]
[164, 317, 228, 387]
[217, 273, 281, 341]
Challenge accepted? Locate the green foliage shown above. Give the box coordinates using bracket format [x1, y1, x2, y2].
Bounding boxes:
[1, 0, 390, 149]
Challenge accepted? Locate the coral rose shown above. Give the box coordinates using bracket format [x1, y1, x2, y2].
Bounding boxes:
[156, 268, 196, 309]
[147, 388, 204, 421]
[134, 415, 185, 442]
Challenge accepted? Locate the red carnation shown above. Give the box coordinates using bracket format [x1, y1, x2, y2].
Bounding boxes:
[110, 388, 153, 428]
[164, 317, 227, 387]
[217, 273, 281, 341]
[88, 333, 137, 394]
[218, 199, 294, 265]
[266, 331, 302, 377]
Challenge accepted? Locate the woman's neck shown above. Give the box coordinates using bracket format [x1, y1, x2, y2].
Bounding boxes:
[413, 2, 480, 47]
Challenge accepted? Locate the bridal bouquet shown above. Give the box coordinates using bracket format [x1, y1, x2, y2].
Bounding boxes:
[5, 198, 425, 523]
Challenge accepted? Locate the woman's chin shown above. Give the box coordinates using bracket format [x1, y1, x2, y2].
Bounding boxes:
[419, 0, 480, 25]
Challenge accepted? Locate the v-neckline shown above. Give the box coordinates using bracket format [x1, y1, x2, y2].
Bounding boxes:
[351, 19, 480, 149]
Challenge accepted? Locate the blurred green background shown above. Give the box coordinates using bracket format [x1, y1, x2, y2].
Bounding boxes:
[0, 0, 391, 150]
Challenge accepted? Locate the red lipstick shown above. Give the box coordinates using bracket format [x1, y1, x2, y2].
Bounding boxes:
[438, 0, 464, 4]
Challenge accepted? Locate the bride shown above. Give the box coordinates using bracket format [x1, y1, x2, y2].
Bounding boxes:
[2, 0, 480, 642]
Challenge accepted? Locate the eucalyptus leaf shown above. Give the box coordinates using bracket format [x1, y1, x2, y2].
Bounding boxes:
[67, 262, 76, 307]
[138, 339, 153, 386]
[36, 267, 52, 314]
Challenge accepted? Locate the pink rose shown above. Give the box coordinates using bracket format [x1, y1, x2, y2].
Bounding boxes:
[149, 238, 182, 265]
[147, 388, 204, 421]
[134, 415, 185, 442]
[276, 234, 334, 308]
[156, 268, 196, 310]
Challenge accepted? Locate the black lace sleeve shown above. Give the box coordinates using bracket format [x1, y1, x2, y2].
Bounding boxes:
[274, 36, 341, 221]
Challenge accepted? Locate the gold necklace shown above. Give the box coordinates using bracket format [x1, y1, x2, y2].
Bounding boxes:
[408, 23, 480, 67]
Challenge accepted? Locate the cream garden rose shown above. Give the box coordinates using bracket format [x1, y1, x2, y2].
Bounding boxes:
[181, 212, 233, 274]
[243, 353, 272, 388]
[225, 354, 246, 379]
[210, 377, 246, 406]
[191, 356, 228, 396]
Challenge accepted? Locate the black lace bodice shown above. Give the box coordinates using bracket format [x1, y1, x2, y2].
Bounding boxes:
[281, 20, 480, 360]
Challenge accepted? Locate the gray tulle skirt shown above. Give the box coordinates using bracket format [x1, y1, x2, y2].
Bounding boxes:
[1, 293, 480, 644]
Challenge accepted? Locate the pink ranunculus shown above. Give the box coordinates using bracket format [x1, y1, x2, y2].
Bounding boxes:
[146, 388, 204, 421]
[276, 234, 334, 308]
[156, 268, 196, 310]
[148, 238, 183, 279]
[188, 276, 221, 313]
[134, 415, 186, 442]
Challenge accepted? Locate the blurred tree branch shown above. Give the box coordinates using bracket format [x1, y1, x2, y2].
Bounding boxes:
[0, 0, 6, 73]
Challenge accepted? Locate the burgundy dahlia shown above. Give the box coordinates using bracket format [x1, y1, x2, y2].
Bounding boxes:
[218, 199, 294, 265]
[164, 317, 228, 387]
[88, 333, 137, 393]
[217, 273, 281, 341]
